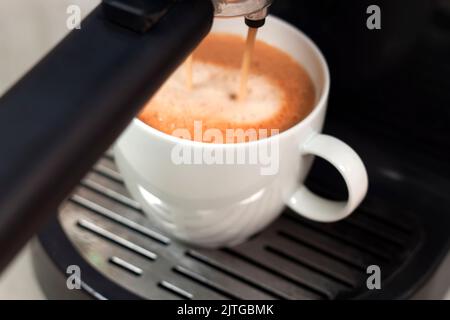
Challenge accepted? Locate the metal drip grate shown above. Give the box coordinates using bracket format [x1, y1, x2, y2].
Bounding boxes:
[50, 152, 422, 300]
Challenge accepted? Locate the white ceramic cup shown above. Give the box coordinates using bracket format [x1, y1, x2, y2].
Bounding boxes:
[114, 16, 369, 248]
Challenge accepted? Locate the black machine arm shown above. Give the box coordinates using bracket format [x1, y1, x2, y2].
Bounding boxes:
[0, 0, 214, 271]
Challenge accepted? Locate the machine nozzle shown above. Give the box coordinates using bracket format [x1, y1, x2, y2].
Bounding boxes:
[244, 7, 268, 28]
[213, 0, 272, 24]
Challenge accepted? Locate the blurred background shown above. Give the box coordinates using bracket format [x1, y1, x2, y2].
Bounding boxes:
[0, 1, 99, 95]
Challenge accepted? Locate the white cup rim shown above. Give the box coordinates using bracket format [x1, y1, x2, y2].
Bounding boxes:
[134, 15, 330, 148]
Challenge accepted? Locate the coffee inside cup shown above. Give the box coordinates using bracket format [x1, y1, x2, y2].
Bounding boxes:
[139, 32, 316, 143]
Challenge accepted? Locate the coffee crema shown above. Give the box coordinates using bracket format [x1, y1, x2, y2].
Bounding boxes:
[139, 33, 316, 143]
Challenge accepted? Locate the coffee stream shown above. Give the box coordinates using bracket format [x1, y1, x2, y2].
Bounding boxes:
[185, 54, 194, 91]
[238, 27, 258, 101]
[184, 27, 258, 101]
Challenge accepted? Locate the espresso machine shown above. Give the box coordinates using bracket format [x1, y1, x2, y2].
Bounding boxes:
[1, 0, 450, 299]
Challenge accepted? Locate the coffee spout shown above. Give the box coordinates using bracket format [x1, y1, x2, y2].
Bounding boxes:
[212, 0, 272, 27]
[244, 6, 269, 28]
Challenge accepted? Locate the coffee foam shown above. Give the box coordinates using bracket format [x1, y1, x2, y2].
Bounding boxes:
[139, 33, 316, 142]
[145, 61, 282, 126]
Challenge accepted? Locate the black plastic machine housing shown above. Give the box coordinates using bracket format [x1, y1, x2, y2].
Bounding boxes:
[0, 0, 214, 271]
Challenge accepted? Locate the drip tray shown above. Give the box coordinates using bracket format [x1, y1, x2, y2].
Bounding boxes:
[35, 152, 423, 300]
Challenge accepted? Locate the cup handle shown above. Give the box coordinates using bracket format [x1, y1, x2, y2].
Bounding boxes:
[287, 134, 369, 222]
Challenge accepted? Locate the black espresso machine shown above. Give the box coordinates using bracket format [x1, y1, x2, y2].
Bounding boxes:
[0, 0, 449, 299]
